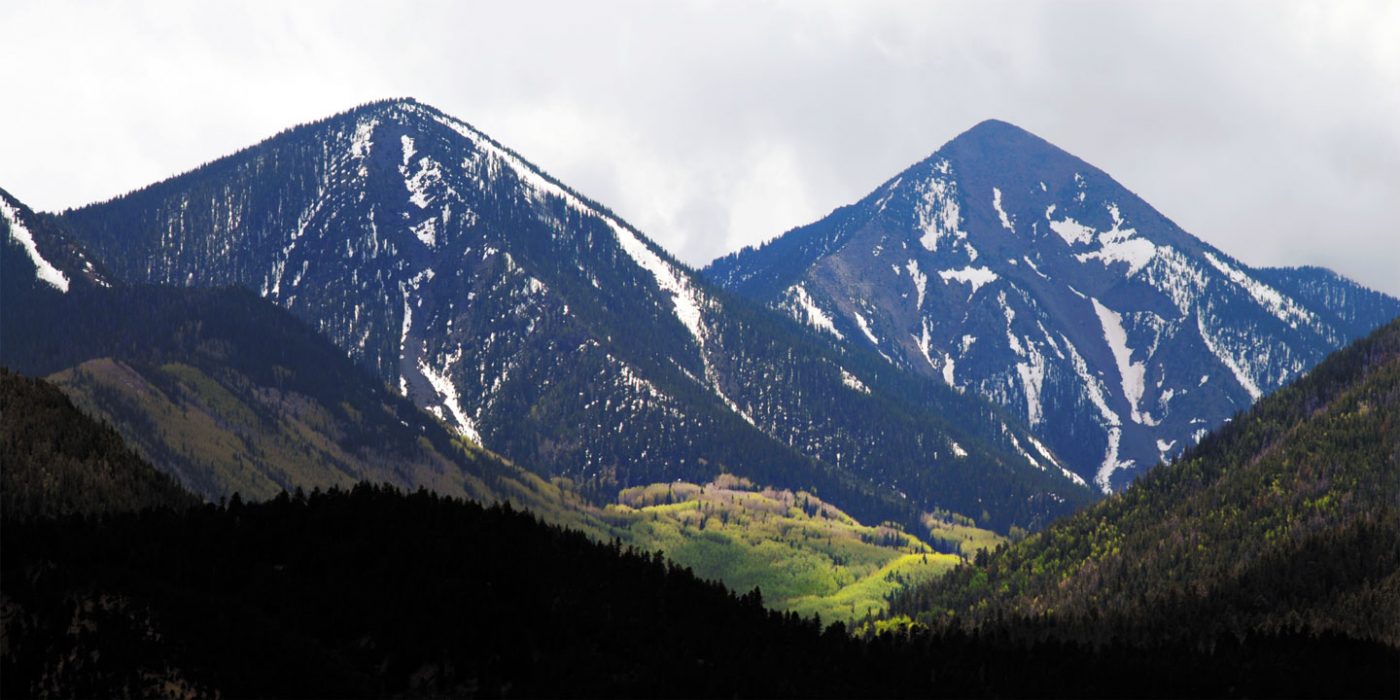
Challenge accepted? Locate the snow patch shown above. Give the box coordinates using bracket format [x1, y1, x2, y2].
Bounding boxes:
[1049, 217, 1095, 246]
[1015, 340, 1046, 427]
[402, 157, 447, 211]
[840, 368, 871, 394]
[1077, 238, 1157, 275]
[938, 266, 998, 295]
[915, 162, 967, 252]
[0, 198, 68, 292]
[941, 351, 958, 389]
[1074, 204, 1156, 275]
[350, 117, 376, 159]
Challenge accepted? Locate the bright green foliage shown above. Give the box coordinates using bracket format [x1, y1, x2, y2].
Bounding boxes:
[783, 554, 955, 622]
[924, 512, 1010, 558]
[607, 475, 972, 622]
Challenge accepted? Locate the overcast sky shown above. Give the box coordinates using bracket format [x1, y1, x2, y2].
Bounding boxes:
[2, 1, 1396, 295]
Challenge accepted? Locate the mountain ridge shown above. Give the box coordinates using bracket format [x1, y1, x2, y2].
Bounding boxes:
[704, 118, 1400, 492]
[41, 103, 1092, 533]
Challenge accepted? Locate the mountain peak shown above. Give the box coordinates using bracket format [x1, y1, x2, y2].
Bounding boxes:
[959, 118, 1034, 139]
[936, 118, 1075, 171]
[704, 118, 1400, 493]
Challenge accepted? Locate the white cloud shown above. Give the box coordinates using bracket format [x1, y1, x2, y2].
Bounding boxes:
[1, 0, 1396, 296]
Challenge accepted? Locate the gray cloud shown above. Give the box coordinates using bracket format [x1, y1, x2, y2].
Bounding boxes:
[2, 0, 1396, 294]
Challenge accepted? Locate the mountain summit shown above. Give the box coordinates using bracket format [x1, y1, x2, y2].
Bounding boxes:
[705, 120, 1399, 492]
[50, 101, 1092, 532]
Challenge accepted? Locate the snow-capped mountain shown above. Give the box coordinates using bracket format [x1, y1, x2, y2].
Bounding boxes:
[49, 101, 1092, 532]
[705, 120, 1400, 492]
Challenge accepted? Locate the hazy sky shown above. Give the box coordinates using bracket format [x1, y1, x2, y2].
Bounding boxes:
[2, 1, 1396, 295]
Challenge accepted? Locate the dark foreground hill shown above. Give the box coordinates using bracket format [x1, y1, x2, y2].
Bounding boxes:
[3, 484, 1395, 698]
[0, 368, 197, 519]
[894, 317, 1400, 649]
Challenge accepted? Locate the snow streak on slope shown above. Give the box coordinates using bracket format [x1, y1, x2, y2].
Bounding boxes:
[611, 220, 706, 345]
[419, 355, 482, 443]
[785, 284, 845, 339]
[905, 259, 928, 309]
[1197, 314, 1263, 401]
[1026, 432, 1087, 488]
[992, 187, 1014, 232]
[1091, 299, 1147, 424]
[1, 198, 69, 292]
[1202, 251, 1320, 332]
[853, 311, 880, 346]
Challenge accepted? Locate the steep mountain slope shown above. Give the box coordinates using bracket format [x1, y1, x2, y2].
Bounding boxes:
[49, 101, 1090, 532]
[0, 369, 198, 519]
[706, 120, 1400, 492]
[892, 318, 1400, 646]
[1, 190, 592, 525]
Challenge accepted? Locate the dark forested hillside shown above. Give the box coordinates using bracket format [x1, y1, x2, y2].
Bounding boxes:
[0, 369, 196, 519]
[893, 318, 1400, 647]
[4, 484, 1395, 699]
